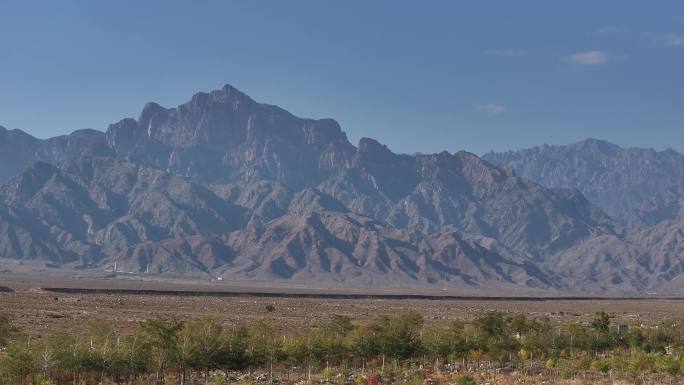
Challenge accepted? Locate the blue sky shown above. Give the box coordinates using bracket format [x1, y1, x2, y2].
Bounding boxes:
[1, 1, 683, 155]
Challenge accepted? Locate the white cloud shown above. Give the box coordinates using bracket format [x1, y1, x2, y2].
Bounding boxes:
[484, 48, 526, 57]
[566, 50, 610, 65]
[477, 104, 507, 115]
[647, 33, 684, 46]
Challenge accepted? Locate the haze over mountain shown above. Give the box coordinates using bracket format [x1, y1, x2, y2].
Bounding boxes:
[2, 84, 684, 294]
[483, 140, 684, 222]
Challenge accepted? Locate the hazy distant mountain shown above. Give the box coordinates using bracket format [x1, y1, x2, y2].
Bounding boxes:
[0, 126, 110, 184]
[2, 84, 684, 293]
[546, 219, 684, 294]
[483, 139, 684, 220]
[629, 183, 684, 226]
[0, 126, 40, 183]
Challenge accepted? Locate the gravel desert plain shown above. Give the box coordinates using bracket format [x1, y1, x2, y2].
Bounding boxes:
[2, 273, 684, 336]
[3, 272, 684, 385]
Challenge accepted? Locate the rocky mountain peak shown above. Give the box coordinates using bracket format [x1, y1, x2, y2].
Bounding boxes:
[138, 102, 169, 130]
[355, 137, 399, 164]
[0, 126, 39, 145]
[573, 138, 621, 155]
[102, 84, 357, 188]
[182, 83, 257, 116]
[105, 118, 146, 154]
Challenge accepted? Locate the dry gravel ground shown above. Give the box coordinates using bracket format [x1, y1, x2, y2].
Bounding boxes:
[1, 273, 684, 337]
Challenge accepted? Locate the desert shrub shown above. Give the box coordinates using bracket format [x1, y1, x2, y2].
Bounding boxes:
[545, 358, 556, 368]
[210, 370, 228, 385]
[455, 375, 476, 385]
[653, 354, 679, 376]
[575, 354, 592, 371]
[591, 358, 611, 373]
[320, 367, 336, 380]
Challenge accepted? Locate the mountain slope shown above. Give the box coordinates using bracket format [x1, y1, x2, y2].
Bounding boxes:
[629, 183, 684, 225]
[1, 84, 684, 294]
[0, 157, 246, 264]
[483, 139, 684, 220]
[0, 126, 110, 185]
[545, 219, 684, 294]
[105, 86, 616, 263]
[320, 138, 617, 259]
[111, 206, 556, 290]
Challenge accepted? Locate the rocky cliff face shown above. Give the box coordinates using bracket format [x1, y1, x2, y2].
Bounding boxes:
[1, 85, 684, 293]
[106, 84, 356, 189]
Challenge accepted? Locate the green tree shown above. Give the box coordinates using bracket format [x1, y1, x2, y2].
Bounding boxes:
[87, 320, 118, 383]
[591, 312, 610, 334]
[187, 317, 226, 385]
[282, 335, 308, 365]
[223, 326, 249, 371]
[423, 321, 470, 365]
[52, 335, 91, 385]
[375, 312, 424, 370]
[141, 318, 184, 385]
[248, 319, 282, 381]
[117, 332, 150, 385]
[1, 339, 36, 385]
[346, 324, 379, 371]
[175, 325, 197, 385]
[472, 312, 516, 366]
[312, 315, 353, 369]
[590, 312, 613, 353]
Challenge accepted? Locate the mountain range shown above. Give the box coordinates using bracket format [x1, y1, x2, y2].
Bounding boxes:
[2, 84, 684, 294]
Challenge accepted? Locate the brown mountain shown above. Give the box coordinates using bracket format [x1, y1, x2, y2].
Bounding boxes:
[103, 85, 616, 260]
[111, 205, 556, 291]
[320, 138, 616, 260]
[545, 219, 684, 294]
[0, 157, 245, 264]
[1, 84, 683, 293]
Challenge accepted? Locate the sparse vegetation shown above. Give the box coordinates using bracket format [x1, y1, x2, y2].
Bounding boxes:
[1, 310, 683, 384]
